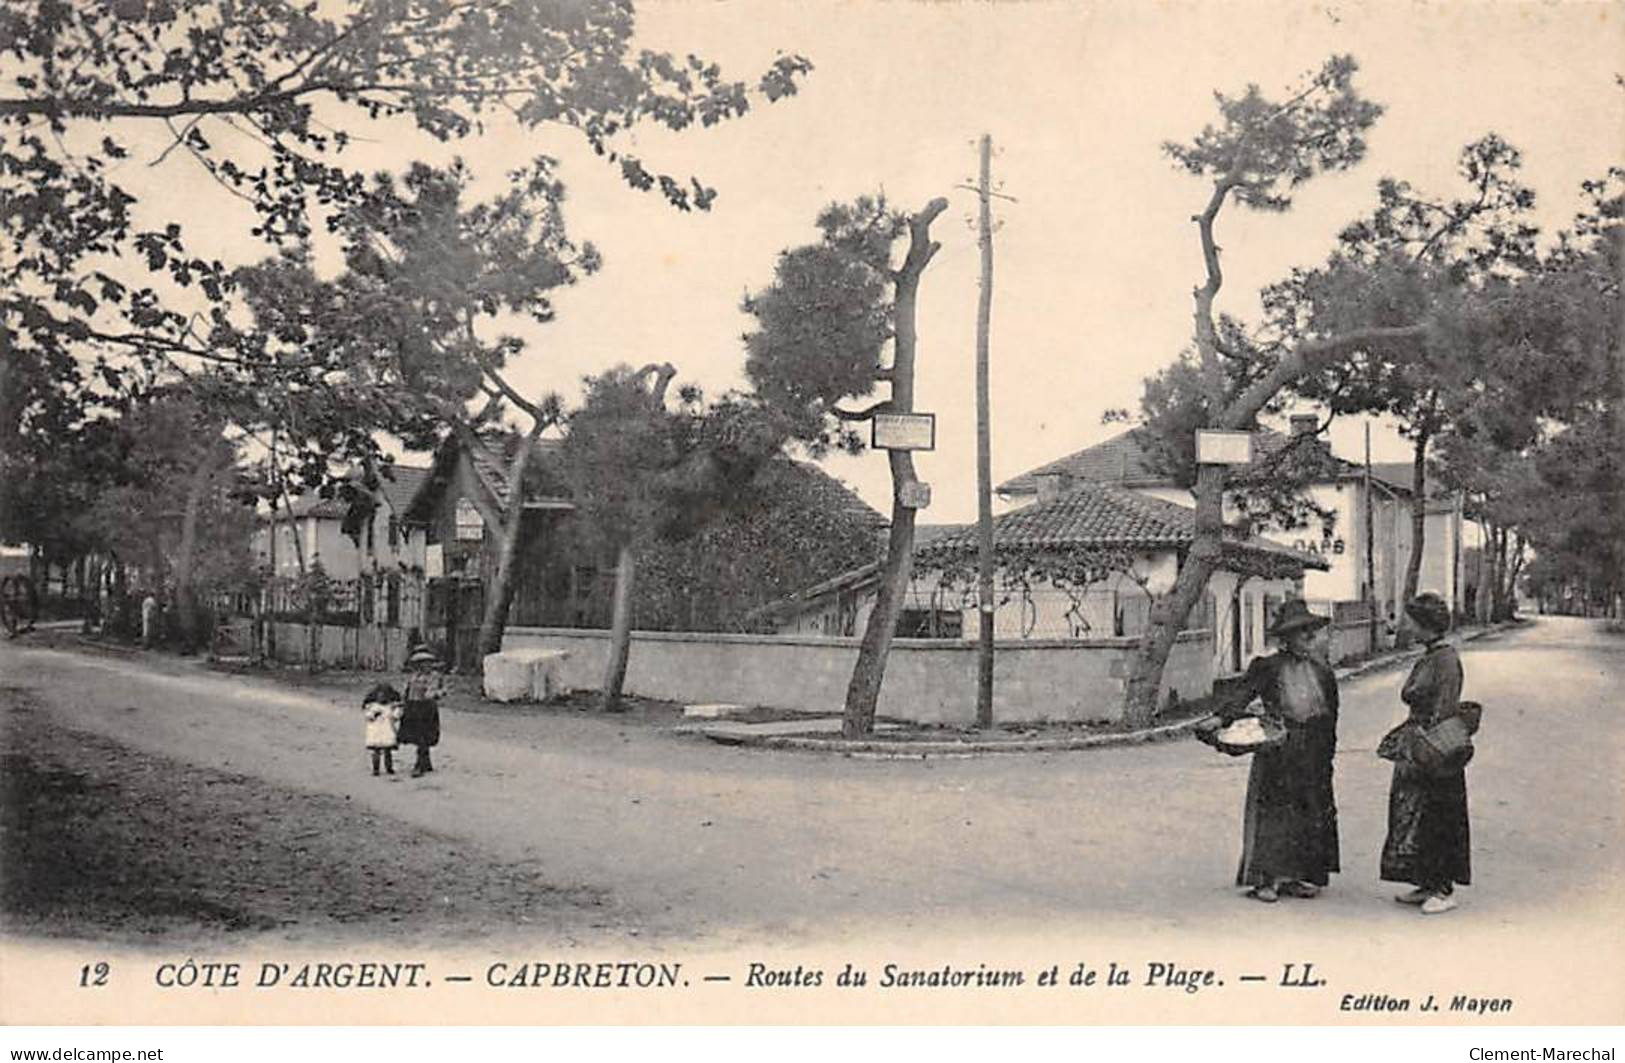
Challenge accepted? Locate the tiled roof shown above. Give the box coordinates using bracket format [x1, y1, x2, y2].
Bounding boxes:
[997, 429, 1164, 495]
[779, 460, 888, 529]
[374, 464, 430, 517]
[459, 432, 569, 514]
[1368, 461, 1458, 501]
[924, 482, 1199, 553]
[918, 482, 1328, 573]
[998, 427, 1398, 497]
[260, 464, 432, 525]
[466, 431, 519, 511]
[261, 493, 348, 522]
[914, 523, 972, 546]
[756, 484, 1325, 621]
[1230, 534, 1335, 571]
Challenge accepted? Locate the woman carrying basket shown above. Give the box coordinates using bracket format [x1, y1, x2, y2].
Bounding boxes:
[1211, 600, 1341, 904]
[1379, 593, 1476, 915]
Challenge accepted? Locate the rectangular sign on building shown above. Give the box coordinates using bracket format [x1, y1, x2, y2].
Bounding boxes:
[1196, 429, 1252, 465]
[872, 412, 937, 451]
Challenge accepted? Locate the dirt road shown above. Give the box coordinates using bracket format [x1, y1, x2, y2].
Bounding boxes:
[2, 618, 1621, 963]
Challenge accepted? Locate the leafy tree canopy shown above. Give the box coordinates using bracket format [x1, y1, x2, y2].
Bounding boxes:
[741, 195, 906, 452]
[2, 0, 811, 519]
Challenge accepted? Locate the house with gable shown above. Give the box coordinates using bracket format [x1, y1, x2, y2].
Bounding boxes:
[404, 430, 892, 665]
[253, 463, 432, 629]
[756, 479, 1327, 684]
[398, 432, 577, 666]
[996, 416, 1464, 636]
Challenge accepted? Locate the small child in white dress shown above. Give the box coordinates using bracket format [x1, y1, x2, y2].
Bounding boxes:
[363, 683, 403, 777]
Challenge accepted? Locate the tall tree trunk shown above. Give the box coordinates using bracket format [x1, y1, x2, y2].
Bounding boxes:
[273, 476, 312, 668]
[476, 418, 547, 661]
[1402, 433, 1429, 603]
[173, 451, 218, 652]
[1124, 463, 1224, 721]
[844, 484, 919, 736]
[1492, 527, 1518, 620]
[28, 543, 43, 598]
[1119, 163, 1428, 722]
[1124, 175, 1235, 728]
[1392, 432, 1430, 646]
[602, 543, 635, 710]
[1498, 528, 1512, 620]
[1504, 530, 1526, 618]
[74, 556, 88, 630]
[841, 198, 948, 738]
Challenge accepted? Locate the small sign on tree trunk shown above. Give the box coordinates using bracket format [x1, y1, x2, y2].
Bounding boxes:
[1196, 429, 1252, 465]
[899, 481, 932, 510]
[873, 412, 937, 451]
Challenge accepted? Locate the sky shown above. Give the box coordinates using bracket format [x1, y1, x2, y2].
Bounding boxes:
[116, 0, 1625, 521]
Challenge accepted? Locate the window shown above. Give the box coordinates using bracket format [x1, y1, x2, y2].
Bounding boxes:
[896, 608, 963, 639]
[388, 517, 400, 550]
[454, 498, 484, 541]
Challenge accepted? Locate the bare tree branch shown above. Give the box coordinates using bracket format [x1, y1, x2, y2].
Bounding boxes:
[1224, 324, 1429, 428]
[830, 400, 893, 422]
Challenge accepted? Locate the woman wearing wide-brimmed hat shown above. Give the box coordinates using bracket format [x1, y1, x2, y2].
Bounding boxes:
[398, 645, 445, 778]
[1380, 592, 1475, 915]
[1212, 599, 1341, 903]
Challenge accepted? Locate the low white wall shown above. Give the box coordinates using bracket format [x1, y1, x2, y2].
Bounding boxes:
[503, 627, 1214, 725]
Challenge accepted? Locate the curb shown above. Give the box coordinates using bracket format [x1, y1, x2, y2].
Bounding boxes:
[700, 714, 1208, 758]
[699, 619, 1531, 759]
[1331, 618, 1524, 682]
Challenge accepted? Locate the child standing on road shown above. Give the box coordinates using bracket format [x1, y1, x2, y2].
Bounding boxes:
[362, 683, 403, 777]
[398, 647, 445, 778]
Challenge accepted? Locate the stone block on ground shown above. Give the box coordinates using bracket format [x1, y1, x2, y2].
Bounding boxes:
[528, 651, 569, 701]
[482, 652, 531, 702]
[483, 649, 572, 703]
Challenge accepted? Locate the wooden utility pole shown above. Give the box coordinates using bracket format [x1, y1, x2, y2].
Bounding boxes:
[975, 134, 996, 729]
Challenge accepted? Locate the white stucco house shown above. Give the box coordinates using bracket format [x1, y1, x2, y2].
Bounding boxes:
[996, 418, 1464, 632]
[755, 480, 1326, 681]
[252, 464, 431, 627]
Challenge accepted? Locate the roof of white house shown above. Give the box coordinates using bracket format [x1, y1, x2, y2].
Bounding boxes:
[374, 464, 431, 516]
[1366, 461, 1461, 501]
[998, 427, 1414, 499]
[259, 463, 433, 525]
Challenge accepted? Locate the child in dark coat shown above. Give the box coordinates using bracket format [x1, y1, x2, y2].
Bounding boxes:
[398, 648, 445, 777]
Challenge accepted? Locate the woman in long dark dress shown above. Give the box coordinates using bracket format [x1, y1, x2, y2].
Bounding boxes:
[1215, 599, 1341, 903]
[1381, 593, 1472, 915]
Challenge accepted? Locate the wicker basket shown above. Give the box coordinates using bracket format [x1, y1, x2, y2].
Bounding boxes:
[1415, 700, 1483, 773]
[1195, 714, 1287, 757]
